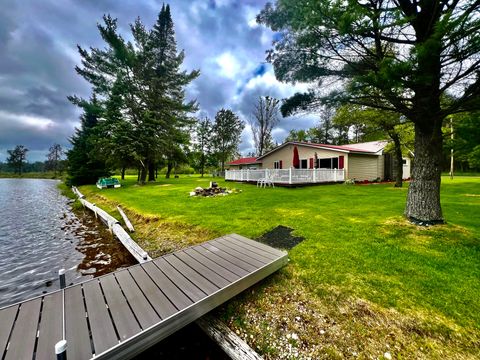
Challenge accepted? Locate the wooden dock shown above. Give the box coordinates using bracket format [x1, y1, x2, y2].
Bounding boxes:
[0, 234, 287, 360]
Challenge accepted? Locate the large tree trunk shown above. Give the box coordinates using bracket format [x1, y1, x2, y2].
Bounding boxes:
[391, 133, 403, 188]
[121, 166, 126, 180]
[139, 162, 147, 185]
[405, 122, 444, 224]
[165, 162, 173, 179]
[148, 161, 155, 182]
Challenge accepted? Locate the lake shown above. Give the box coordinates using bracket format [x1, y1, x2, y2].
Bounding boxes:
[0, 178, 136, 307]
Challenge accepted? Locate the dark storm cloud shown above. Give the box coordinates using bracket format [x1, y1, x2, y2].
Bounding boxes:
[0, 0, 315, 161]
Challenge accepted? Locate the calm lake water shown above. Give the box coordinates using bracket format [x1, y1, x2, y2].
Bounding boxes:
[0, 178, 136, 307]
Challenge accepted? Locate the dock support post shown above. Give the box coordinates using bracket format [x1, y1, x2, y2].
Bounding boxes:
[55, 340, 67, 360]
[58, 269, 66, 289]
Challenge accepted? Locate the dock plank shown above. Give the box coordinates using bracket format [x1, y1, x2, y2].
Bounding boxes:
[216, 237, 272, 263]
[153, 258, 207, 302]
[209, 240, 267, 268]
[224, 235, 280, 260]
[175, 251, 232, 287]
[229, 233, 287, 256]
[4, 298, 41, 360]
[100, 275, 141, 341]
[183, 247, 240, 283]
[131, 264, 183, 316]
[65, 285, 92, 360]
[164, 254, 219, 295]
[201, 243, 259, 272]
[35, 292, 63, 360]
[0, 305, 18, 358]
[115, 269, 161, 329]
[83, 279, 118, 355]
[192, 246, 249, 277]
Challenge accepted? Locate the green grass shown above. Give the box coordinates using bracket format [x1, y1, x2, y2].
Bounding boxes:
[79, 175, 480, 358]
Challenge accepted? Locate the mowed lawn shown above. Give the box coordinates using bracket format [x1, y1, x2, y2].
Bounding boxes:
[79, 176, 480, 359]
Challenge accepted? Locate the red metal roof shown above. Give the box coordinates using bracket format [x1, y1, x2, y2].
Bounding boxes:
[227, 157, 261, 165]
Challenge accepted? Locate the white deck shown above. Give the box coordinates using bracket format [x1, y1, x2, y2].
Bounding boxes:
[225, 168, 345, 184]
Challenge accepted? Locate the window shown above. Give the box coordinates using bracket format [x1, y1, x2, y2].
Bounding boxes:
[274, 161, 281, 169]
[300, 159, 308, 169]
[318, 157, 339, 169]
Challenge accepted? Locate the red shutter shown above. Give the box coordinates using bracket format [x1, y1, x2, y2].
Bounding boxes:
[279, 160, 283, 169]
[309, 158, 313, 169]
[339, 156, 344, 169]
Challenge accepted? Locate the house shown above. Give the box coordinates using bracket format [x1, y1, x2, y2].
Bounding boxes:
[226, 141, 411, 183]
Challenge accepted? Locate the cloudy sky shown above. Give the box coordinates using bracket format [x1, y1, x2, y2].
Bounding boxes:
[0, 0, 316, 162]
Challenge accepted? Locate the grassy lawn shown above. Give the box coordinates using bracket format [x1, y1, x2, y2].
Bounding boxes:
[79, 175, 480, 359]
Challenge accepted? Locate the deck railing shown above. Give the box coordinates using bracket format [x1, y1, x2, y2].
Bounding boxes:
[225, 168, 345, 184]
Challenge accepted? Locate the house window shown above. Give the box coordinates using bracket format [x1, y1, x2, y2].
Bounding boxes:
[318, 157, 339, 169]
[300, 159, 308, 169]
[274, 161, 280, 169]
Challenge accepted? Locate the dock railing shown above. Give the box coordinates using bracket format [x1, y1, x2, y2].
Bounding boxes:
[225, 168, 345, 184]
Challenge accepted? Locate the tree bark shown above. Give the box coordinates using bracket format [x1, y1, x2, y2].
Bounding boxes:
[148, 161, 155, 182]
[391, 133, 403, 187]
[405, 123, 444, 224]
[139, 163, 147, 185]
[121, 166, 126, 180]
[165, 162, 173, 178]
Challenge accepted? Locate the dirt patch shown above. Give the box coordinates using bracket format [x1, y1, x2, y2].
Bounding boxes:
[256, 225, 305, 250]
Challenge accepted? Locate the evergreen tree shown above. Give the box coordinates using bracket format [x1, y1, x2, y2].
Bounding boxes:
[67, 95, 111, 185]
[212, 109, 245, 171]
[6, 145, 28, 175]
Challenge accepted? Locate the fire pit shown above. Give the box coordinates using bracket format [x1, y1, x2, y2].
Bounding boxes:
[189, 186, 241, 197]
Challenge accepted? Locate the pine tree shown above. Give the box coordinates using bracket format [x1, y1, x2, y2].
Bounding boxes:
[67, 95, 111, 185]
[6, 145, 29, 175]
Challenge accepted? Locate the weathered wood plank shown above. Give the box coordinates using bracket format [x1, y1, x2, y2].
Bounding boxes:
[153, 257, 207, 302]
[117, 206, 135, 233]
[164, 254, 219, 295]
[83, 279, 118, 354]
[4, 298, 41, 360]
[0, 305, 18, 358]
[115, 269, 160, 329]
[65, 285, 92, 360]
[129, 264, 180, 317]
[216, 237, 272, 264]
[197, 314, 264, 360]
[35, 292, 63, 360]
[184, 247, 240, 283]
[100, 275, 141, 341]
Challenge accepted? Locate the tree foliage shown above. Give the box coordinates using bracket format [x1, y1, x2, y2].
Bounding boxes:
[259, 0, 480, 223]
[71, 4, 198, 184]
[6, 145, 29, 175]
[45, 143, 65, 177]
[212, 109, 245, 171]
[67, 96, 111, 185]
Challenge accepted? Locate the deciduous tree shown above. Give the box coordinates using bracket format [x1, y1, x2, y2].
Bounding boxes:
[250, 96, 280, 156]
[259, 0, 480, 224]
[212, 109, 245, 171]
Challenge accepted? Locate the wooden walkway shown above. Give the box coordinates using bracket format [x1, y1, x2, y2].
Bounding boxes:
[0, 234, 287, 360]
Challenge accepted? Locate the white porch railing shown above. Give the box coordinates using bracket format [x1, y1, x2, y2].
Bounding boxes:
[225, 168, 345, 184]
